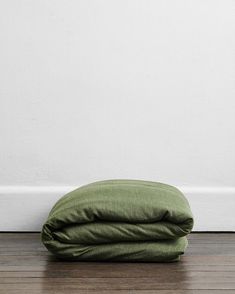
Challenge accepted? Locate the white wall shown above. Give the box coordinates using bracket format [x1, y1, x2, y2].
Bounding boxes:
[0, 0, 235, 231]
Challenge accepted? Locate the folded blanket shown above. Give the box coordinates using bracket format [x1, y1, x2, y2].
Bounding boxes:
[41, 180, 193, 262]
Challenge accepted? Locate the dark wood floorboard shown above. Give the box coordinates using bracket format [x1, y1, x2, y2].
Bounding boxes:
[0, 233, 234, 293]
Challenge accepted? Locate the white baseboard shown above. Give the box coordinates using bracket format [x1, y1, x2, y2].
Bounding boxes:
[0, 185, 234, 231]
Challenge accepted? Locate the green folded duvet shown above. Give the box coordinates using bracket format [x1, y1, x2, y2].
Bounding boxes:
[41, 180, 193, 262]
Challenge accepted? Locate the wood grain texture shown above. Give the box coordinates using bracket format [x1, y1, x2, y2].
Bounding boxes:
[0, 233, 234, 293]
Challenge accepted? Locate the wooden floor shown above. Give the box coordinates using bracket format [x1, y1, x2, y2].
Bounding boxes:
[0, 233, 234, 294]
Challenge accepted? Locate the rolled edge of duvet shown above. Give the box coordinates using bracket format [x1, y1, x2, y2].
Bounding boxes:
[41, 179, 194, 262]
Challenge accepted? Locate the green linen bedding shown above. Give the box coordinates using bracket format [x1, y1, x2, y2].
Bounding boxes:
[41, 180, 193, 262]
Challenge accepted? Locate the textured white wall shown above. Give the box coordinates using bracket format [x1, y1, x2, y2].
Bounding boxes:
[0, 1, 235, 230]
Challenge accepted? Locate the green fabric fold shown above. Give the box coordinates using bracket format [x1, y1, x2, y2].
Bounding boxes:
[41, 180, 193, 262]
